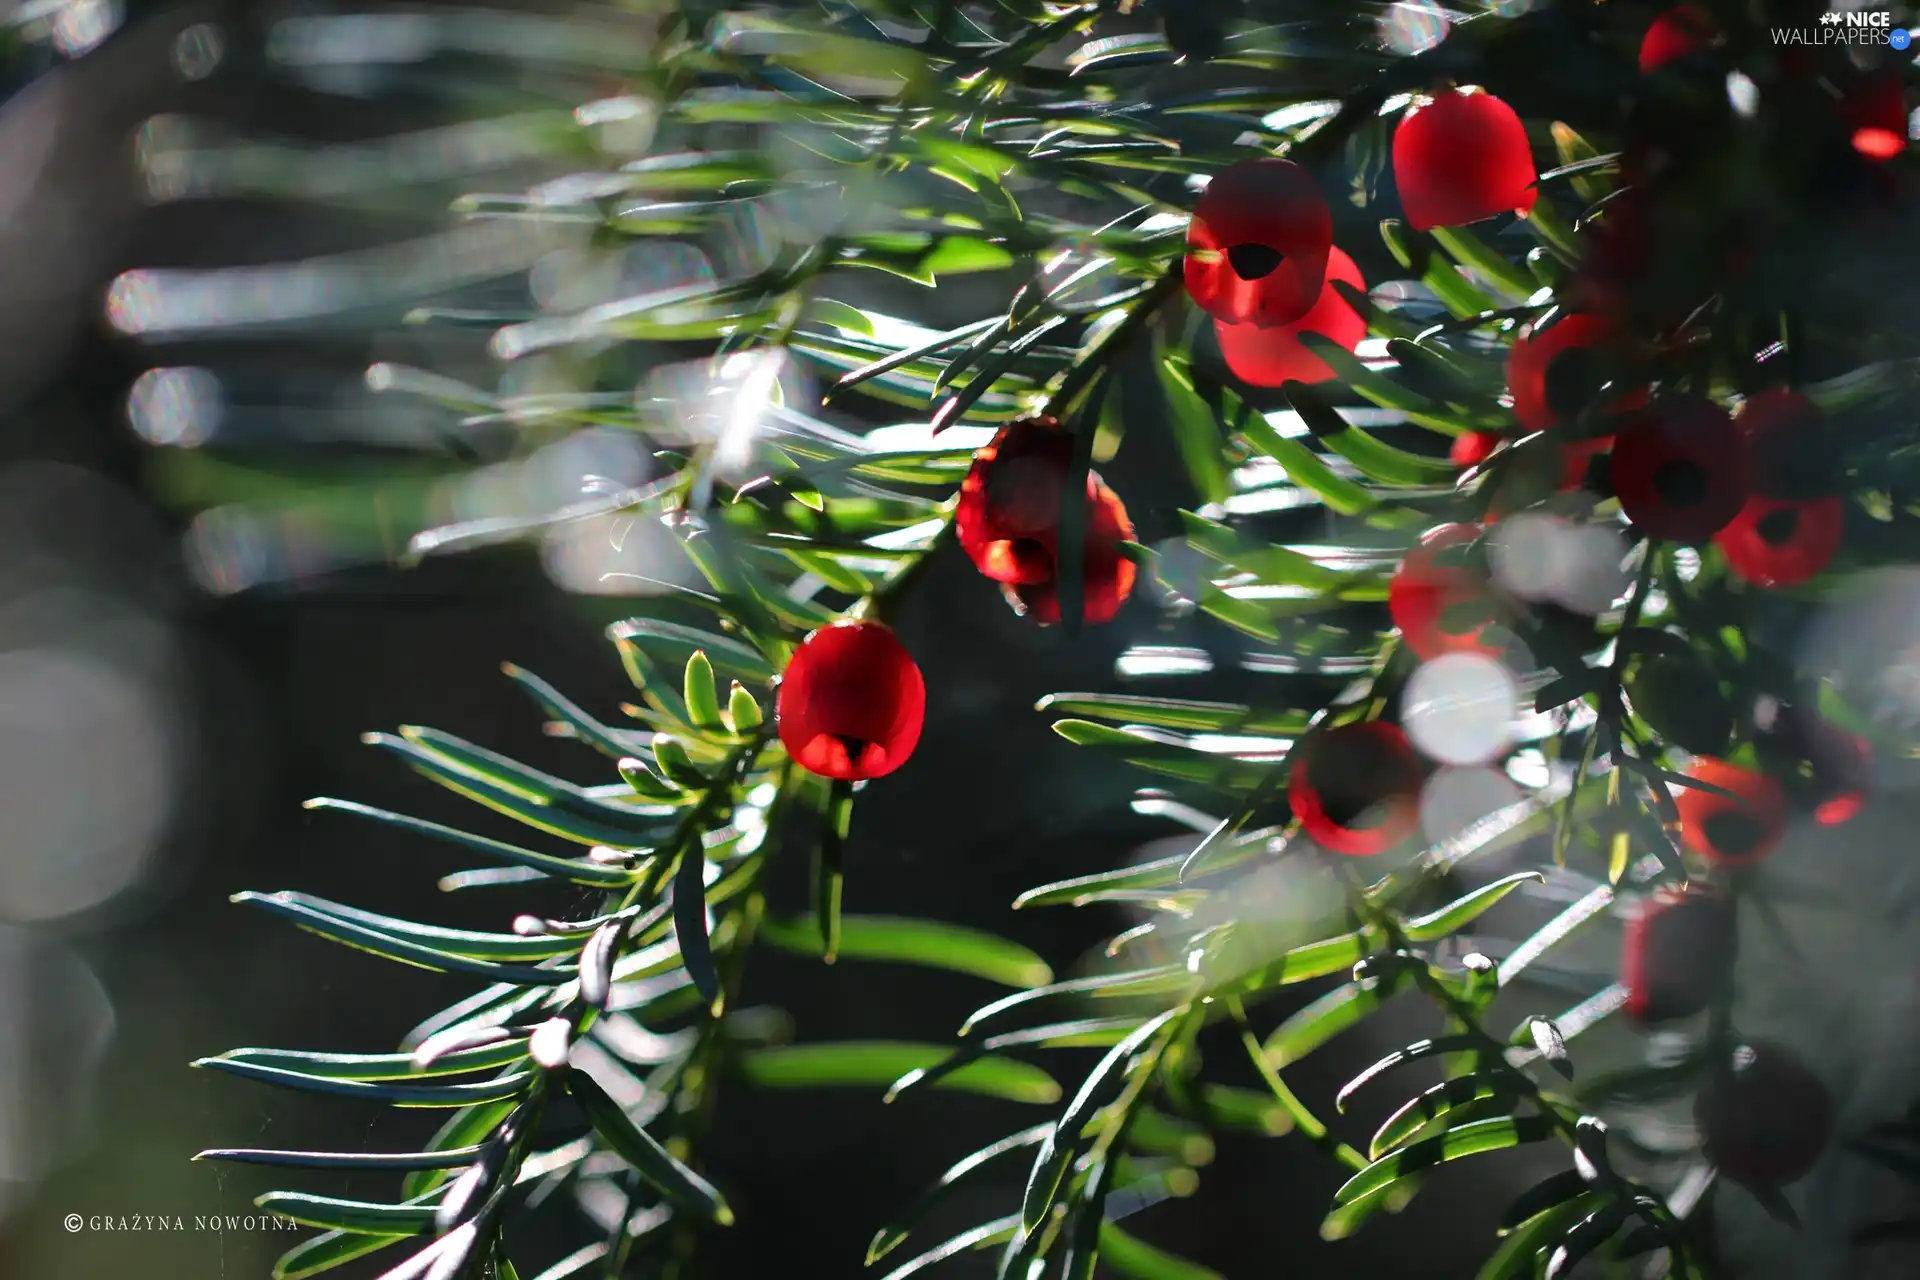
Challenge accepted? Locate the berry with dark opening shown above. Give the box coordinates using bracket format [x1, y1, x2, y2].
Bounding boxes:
[1638, 6, 1718, 74]
[1674, 757, 1787, 867]
[1288, 721, 1424, 856]
[1215, 247, 1366, 386]
[1005, 478, 1138, 625]
[1392, 87, 1538, 232]
[956, 418, 1138, 625]
[1621, 886, 1737, 1025]
[1184, 158, 1332, 328]
[1716, 495, 1843, 588]
[776, 621, 926, 782]
[1506, 312, 1642, 433]
[1695, 1041, 1832, 1188]
[956, 416, 1075, 585]
[1611, 398, 1750, 543]
[1388, 523, 1500, 660]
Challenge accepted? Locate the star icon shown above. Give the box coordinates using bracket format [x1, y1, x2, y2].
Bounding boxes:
[1821, 11, 1842, 23]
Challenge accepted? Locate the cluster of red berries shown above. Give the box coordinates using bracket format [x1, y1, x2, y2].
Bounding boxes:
[1187, 83, 1538, 385]
[1184, 158, 1364, 387]
[1619, 880, 1833, 1187]
[769, 6, 1875, 1207]
[1672, 711, 1870, 867]
[774, 419, 1139, 783]
[1183, 97, 1853, 583]
[1607, 390, 1846, 584]
[1468, 314, 1846, 583]
[1612, 696, 1868, 1183]
[1639, 5, 1907, 163]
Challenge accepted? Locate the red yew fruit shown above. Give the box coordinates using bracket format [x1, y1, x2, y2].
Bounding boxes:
[1674, 757, 1787, 867]
[1506, 312, 1643, 433]
[1451, 431, 1502, 469]
[1638, 6, 1718, 74]
[1388, 523, 1500, 660]
[1184, 158, 1332, 328]
[1736, 388, 1837, 502]
[1845, 73, 1909, 162]
[956, 417, 1138, 625]
[1611, 398, 1750, 544]
[776, 621, 925, 781]
[1215, 247, 1366, 386]
[1006, 479, 1138, 625]
[1752, 700, 1871, 828]
[1559, 436, 1612, 491]
[1392, 87, 1538, 232]
[956, 416, 1074, 585]
[1288, 721, 1424, 856]
[1801, 720, 1872, 826]
[1716, 495, 1843, 588]
[1695, 1041, 1832, 1188]
[1621, 885, 1737, 1025]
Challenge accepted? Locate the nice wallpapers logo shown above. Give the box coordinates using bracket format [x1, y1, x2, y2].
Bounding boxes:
[1777, 11, 1914, 47]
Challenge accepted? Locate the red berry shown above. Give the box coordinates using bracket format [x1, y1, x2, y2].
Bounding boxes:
[1695, 1042, 1831, 1188]
[1388, 523, 1500, 661]
[1392, 87, 1538, 232]
[1716, 495, 1843, 588]
[1506, 312, 1643, 433]
[1638, 6, 1718, 74]
[1006, 479, 1137, 625]
[1611, 399, 1750, 544]
[1559, 436, 1612, 491]
[1184, 159, 1332, 328]
[1621, 886, 1737, 1025]
[1735, 389, 1835, 501]
[1215, 247, 1366, 386]
[775, 621, 925, 782]
[955, 418, 1137, 624]
[1451, 431, 1502, 468]
[1807, 725, 1871, 826]
[1814, 788, 1865, 826]
[1844, 73, 1908, 162]
[1288, 722, 1424, 856]
[1752, 702, 1871, 827]
[956, 417, 1076, 585]
[1674, 758, 1786, 868]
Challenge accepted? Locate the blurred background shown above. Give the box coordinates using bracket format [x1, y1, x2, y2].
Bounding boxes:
[0, 3, 1912, 1278]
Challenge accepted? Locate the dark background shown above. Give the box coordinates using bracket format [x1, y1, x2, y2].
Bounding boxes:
[0, 5, 1913, 1280]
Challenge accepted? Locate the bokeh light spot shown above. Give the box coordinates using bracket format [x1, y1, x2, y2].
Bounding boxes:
[1404, 652, 1521, 766]
[172, 22, 225, 80]
[127, 367, 221, 448]
[1379, 1, 1450, 55]
[0, 647, 174, 923]
[1420, 766, 1525, 845]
